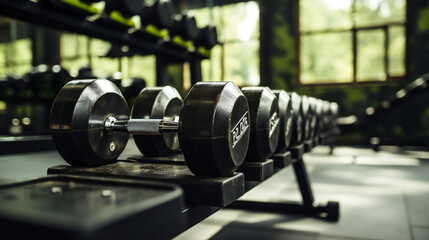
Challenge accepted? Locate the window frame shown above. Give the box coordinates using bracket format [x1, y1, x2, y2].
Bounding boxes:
[297, 0, 408, 86]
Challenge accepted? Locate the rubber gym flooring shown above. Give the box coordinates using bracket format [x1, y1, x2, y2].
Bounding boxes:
[175, 146, 429, 240]
[0, 144, 428, 240]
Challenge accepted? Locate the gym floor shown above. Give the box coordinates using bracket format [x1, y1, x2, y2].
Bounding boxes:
[0, 145, 428, 240]
[175, 146, 429, 240]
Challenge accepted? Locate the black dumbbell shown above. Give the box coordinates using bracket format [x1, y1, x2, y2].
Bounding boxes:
[195, 24, 218, 50]
[300, 95, 311, 141]
[131, 86, 182, 157]
[104, 0, 144, 18]
[24, 65, 71, 96]
[50, 80, 250, 177]
[169, 12, 199, 42]
[273, 90, 293, 153]
[289, 92, 303, 146]
[241, 87, 280, 161]
[140, 0, 174, 30]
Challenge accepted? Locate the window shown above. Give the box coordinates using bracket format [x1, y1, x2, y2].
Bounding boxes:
[192, 1, 260, 86]
[0, 19, 32, 76]
[299, 0, 406, 84]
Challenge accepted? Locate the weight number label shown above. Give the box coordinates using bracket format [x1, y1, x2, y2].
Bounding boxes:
[231, 112, 249, 148]
[269, 112, 280, 137]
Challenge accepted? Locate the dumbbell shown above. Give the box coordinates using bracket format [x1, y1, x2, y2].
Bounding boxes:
[50, 79, 250, 177]
[169, 12, 199, 42]
[104, 0, 144, 18]
[300, 95, 311, 141]
[140, 0, 174, 30]
[273, 90, 293, 153]
[241, 87, 280, 161]
[102, 0, 144, 29]
[289, 92, 303, 146]
[194, 25, 218, 50]
[23, 65, 71, 97]
[313, 98, 323, 136]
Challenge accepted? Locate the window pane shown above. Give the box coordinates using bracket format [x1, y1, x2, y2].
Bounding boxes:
[301, 32, 353, 83]
[357, 29, 385, 81]
[129, 56, 156, 87]
[62, 58, 89, 73]
[61, 34, 88, 58]
[389, 26, 405, 76]
[224, 40, 260, 86]
[355, 0, 406, 27]
[201, 45, 222, 82]
[300, 0, 353, 32]
[14, 39, 32, 62]
[218, 2, 259, 42]
[90, 39, 119, 76]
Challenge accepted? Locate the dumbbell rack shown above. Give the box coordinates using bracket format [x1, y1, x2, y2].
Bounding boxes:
[228, 136, 339, 220]
[0, 0, 207, 84]
[0, 1, 205, 60]
[47, 129, 340, 235]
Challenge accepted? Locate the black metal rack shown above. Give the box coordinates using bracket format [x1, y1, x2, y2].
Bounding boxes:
[0, 1, 207, 63]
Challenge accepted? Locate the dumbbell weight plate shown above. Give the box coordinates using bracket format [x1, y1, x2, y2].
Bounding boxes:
[132, 86, 182, 156]
[195, 25, 218, 49]
[273, 90, 293, 153]
[314, 98, 324, 135]
[241, 87, 280, 161]
[104, 0, 144, 17]
[301, 95, 311, 140]
[179, 82, 250, 177]
[140, 0, 174, 29]
[289, 92, 303, 146]
[170, 13, 199, 41]
[50, 79, 130, 166]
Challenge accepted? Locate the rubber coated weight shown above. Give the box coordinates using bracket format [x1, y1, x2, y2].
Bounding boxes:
[241, 87, 280, 161]
[105, 0, 144, 17]
[289, 92, 303, 146]
[329, 102, 339, 129]
[301, 95, 311, 140]
[314, 99, 324, 135]
[273, 90, 293, 153]
[140, 0, 174, 29]
[50, 79, 130, 166]
[132, 86, 182, 156]
[179, 81, 250, 177]
[195, 25, 218, 49]
[307, 97, 317, 139]
[170, 13, 199, 41]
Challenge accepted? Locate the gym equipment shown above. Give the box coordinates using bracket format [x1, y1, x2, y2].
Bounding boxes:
[140, 0, 174, 30]
[131, 86, 182, 157]
[241, 87, 280, 161]
[44, 0, 104, 16]
[195, 24, 218, 50]
[102, 0, 144, 29]
[23, 64, 71, 98]
[50, 80, 250, 177]
[104, 0, 143, 19]
[273, 90, 293, 153]
[0, 175, 184, 240]
[169, 12, 199, 47]
[300, 95, 310, 141]
[289, 92, 303, 146]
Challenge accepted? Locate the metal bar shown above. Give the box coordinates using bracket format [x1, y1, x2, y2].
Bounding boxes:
[292, 158, 315, 206]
